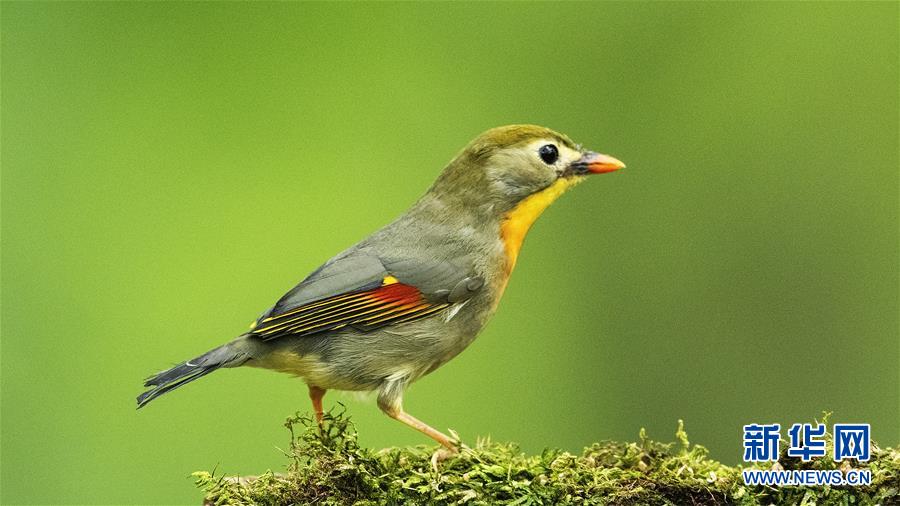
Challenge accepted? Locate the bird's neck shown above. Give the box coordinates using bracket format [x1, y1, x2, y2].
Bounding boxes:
[499, 176, 585, 273]
[408, 174, 585, 276]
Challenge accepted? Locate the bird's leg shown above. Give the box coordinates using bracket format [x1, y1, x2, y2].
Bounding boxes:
[391, 410, 456, 450]
[308, 385, 326, 425]
[377, 385, 457, 459]
[381, 401, 458, 469]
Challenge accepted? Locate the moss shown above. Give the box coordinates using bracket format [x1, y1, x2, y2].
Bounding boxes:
[195, 409, 899, 505]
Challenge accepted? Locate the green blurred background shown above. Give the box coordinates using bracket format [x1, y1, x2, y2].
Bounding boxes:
[2, 2, 897, 504]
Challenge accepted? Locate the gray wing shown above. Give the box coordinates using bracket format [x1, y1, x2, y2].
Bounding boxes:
[250, 249, 482, 341]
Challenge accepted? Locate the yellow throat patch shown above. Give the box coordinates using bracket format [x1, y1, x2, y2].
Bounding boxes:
[500, 176, 585, 272]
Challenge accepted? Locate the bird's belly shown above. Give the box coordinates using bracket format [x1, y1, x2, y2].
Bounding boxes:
[253, 349, 317, 377]
[250, 349, 373, 391]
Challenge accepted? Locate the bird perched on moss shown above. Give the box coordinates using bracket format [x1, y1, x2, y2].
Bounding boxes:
[137, 125, 624, 454]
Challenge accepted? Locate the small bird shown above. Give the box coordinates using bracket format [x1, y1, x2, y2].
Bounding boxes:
[137, 125, 624, 453]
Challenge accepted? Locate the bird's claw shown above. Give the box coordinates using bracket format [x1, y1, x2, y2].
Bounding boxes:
[430, 446, 459, 471]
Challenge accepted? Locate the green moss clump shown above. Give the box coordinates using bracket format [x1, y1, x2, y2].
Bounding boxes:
[195, 409, 899, 505]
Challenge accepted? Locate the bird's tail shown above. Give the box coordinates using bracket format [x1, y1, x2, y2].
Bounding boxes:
[136, 343, 248, 408]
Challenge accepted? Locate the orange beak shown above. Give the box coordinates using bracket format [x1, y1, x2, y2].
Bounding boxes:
[567, 151, 626, 176]
[582, 151, 626, 174]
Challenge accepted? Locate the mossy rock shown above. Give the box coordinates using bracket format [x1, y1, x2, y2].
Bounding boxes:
[195, 410, 899, 505]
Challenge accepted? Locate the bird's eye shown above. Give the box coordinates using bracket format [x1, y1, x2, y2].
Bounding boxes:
[538, 144, 559, 165]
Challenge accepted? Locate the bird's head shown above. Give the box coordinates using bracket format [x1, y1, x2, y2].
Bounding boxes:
[427, 124, 624, 269]
[431, 124, 624, 214]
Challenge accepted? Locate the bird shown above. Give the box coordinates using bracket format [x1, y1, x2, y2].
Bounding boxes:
[137, 124, 624, 454]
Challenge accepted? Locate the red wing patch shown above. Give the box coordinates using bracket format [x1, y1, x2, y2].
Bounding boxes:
[251, 277, 449, 340]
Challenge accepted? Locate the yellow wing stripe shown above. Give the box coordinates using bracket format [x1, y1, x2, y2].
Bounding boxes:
[256, 295, 386, 335]
[392, 304, 450, 324]
[360, 303, 432, 325]
[261, 291, 362, 323]
[260, 275, 400, 324]
[282, 301, 405, 334]
[258, 299, 390, 336]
